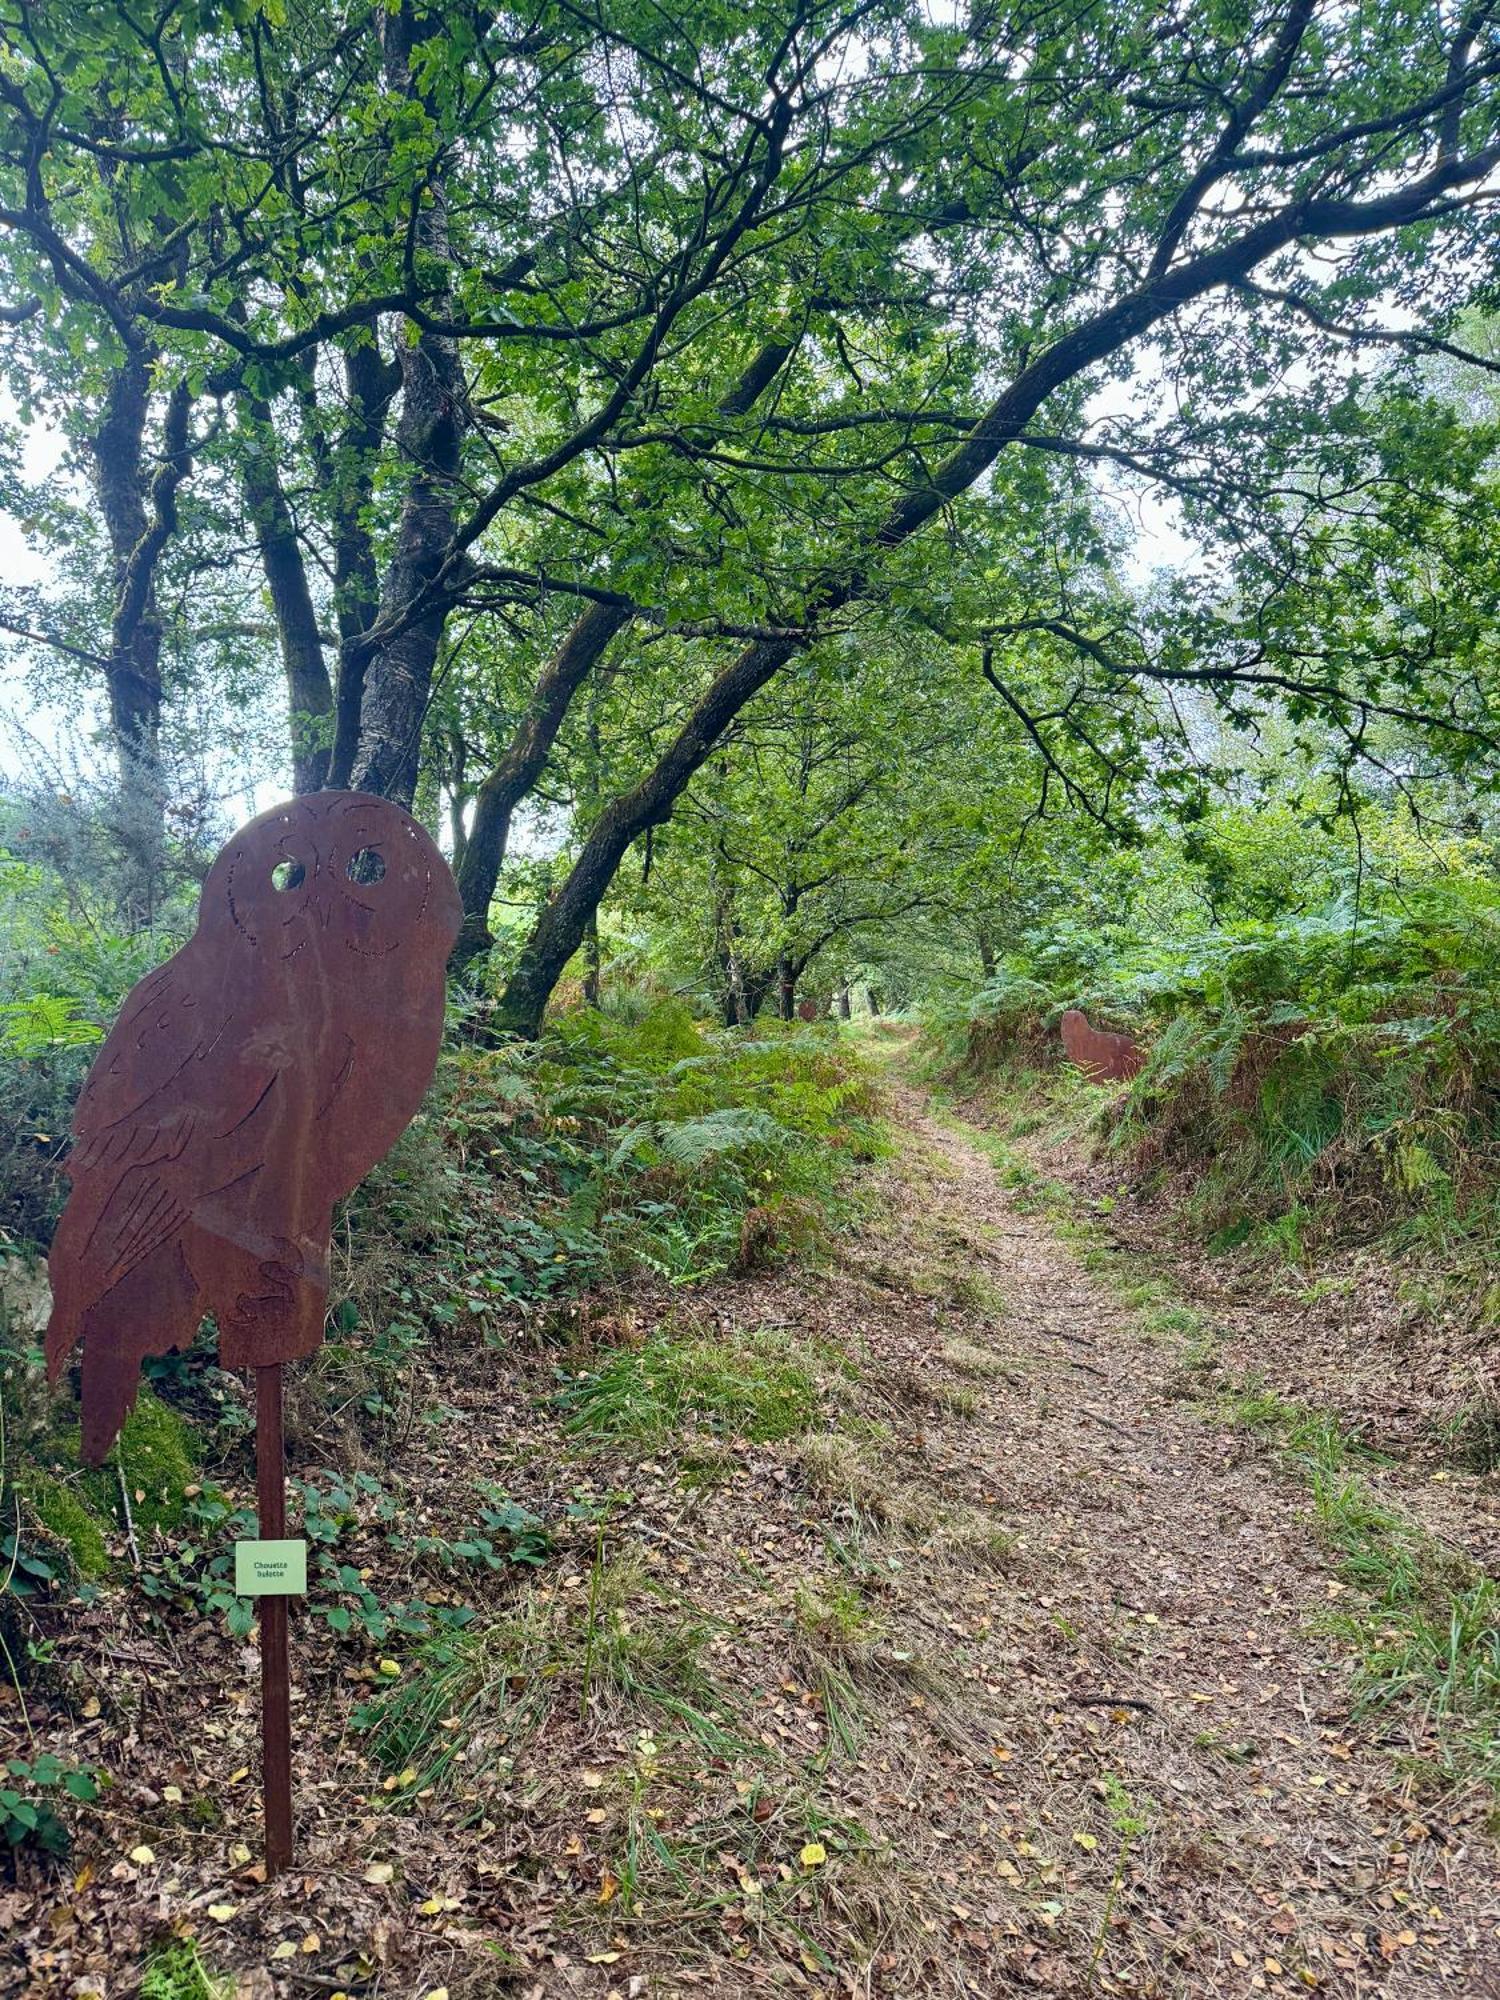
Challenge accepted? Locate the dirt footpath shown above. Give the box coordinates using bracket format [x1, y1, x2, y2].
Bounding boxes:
[810, 1074, 1500, 1998]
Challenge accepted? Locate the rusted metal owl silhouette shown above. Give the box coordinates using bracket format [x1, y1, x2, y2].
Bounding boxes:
[46, 792, 461, 1462]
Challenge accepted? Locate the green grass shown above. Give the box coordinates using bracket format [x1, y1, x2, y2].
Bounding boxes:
[1213, 1379, 1500, 1796]
[356, 1546, 744, 1796]
[557, 1324, 820, 1448]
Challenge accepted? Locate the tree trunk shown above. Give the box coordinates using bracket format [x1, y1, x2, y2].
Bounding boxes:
[777, 956, 795, 1021]
[239, 396, 333, 792]
[836, 984, 852, 1021]
[494, 638, 795, 1035]
[582, 912, 602, 1008]
[326, 342, 399, 790]
[450, 600, 632, 970]
[88, 354, 192, 923]
[449, 338, 797, 973]
[978, 928, 996, 981]
[346, 4, 464, 806]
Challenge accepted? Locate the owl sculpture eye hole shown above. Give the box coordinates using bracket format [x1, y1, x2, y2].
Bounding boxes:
[271, 859, 306, 891]
[346, 847, 386, 885]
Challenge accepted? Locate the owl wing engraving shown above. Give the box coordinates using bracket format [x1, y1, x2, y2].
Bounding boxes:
[45, 948, 284, 1460]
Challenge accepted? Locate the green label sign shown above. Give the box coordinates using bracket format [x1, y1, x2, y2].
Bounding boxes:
[234, 1539, 308, 1597]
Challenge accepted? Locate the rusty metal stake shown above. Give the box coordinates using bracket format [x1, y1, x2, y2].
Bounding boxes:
[256, 1364, 294, 1877]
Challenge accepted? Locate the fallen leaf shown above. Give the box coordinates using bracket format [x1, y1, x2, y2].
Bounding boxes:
[271, 1943, 298, 1961]
[208, 1903, 237, 1922]
[301, 1934, 321, 1954]
[364, 1862, 395, 1885]
[799, 1842, 827, 1868]
[128, 1845, 155, 1866]
[1073, 1832, 1098, 1852]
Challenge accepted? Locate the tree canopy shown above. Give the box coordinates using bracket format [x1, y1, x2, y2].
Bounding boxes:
[3, 0, 1499, 1021]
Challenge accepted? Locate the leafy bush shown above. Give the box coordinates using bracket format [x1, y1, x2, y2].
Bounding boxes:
[930, 812, 1500, 1260]
[0, 840, 185, 1246]
[1, 1752, 100, 1861]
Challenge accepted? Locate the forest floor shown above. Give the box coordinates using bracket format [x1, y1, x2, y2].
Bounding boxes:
[7, 1044, 1500, 1999]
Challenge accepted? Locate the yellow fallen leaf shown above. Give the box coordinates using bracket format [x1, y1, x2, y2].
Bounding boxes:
[801, 1950, 822, 1973]
[163, 1785, 183, 1805]
[364, 1861, 395, 1885]
[1072, 1832, 1098, 1851]
[227, 1767, 249, 1785]
[301, 1934, 320, 1954]
[231, 1843, 251, 1865]
[419, 1896, 444, 1916]
[378, 1659, 401, 1678]
[128, 1845, 155, 1866]
[1265, 1958, 1284, 1976]
[272, 1942, 298, 1961]
[586, 1952, 621, 1964]
[81, 1696, 101, 1720]
[423, 1989, 450, 2000]
[598, 1868, 618, 1905]
[799, 1842, 827, 1869]
[586, 1807, 607, 1824]
[207, 1903, 237, 1922]
[580, 1769, 604, 1789]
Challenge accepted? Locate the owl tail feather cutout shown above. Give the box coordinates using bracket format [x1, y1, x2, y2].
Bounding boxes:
[45, 792, 461, 1463]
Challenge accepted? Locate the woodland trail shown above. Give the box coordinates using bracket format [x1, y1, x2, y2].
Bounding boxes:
[15, 1060, 1500, 2000]
[809, 1062, 1500, 1999]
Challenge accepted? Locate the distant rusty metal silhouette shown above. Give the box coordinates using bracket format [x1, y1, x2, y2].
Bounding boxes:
[1059, 1007, 1145, 1083]
[46, 791, 461, 1461]
[796, 997, 820, 1021]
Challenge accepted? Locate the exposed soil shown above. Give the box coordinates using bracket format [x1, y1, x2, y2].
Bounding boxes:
[5, 1064, 1498, 1998]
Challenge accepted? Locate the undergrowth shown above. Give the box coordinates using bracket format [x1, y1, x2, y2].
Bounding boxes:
[925, 868, 1500, 1292]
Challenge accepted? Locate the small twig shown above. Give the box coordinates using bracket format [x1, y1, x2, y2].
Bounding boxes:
[1040, 1327, 1097, 1348]
[116, 1461, 142, 1572]
[1079, 1407, 1132, 1437]
[1070, 1694, 1158, 1715]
